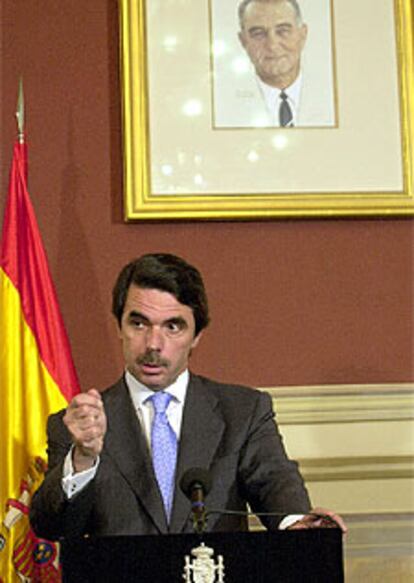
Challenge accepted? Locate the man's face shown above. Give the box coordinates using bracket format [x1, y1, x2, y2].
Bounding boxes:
[118, 285, 202, 390]
[239, 0, 307, 88]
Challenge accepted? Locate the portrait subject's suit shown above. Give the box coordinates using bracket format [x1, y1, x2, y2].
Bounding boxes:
[214, 66, 335, 128]
[30, 374, 311, 540]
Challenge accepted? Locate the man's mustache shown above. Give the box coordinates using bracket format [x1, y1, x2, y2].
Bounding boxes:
[137, 350, 169, 367]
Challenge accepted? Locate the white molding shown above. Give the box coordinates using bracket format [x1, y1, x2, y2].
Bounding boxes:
[261, 383, 414, 424]
[298, 455, 414, 482]
[259, 383, 414, 483]
[344, 512, 414, 556]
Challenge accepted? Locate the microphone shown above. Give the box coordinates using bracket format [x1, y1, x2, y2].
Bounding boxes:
[180, 468, 212, 533]
[180, 470, 314, 532]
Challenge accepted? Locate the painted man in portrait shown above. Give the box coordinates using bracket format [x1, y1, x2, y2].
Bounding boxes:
[213, 0, 335, 128]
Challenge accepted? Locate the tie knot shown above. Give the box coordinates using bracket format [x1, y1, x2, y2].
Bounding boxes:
[280, 90, 288, 101]
[150, 391, 173, 414]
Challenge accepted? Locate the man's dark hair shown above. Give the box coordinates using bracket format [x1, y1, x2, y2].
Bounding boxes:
[112, 253, 210, 336]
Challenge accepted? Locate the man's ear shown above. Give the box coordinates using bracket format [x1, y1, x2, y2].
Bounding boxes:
[238, 30, 246, 50]
[300, 23, 308, 48]
[114, 317, 123, 339]
[191, 330, 204, 350]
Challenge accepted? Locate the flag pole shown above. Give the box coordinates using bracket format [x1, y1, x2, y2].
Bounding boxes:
[16, 78, 25, 144]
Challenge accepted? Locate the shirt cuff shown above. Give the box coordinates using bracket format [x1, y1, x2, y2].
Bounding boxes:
[62, 446, 99, 499]
[278, 514, 305, 530]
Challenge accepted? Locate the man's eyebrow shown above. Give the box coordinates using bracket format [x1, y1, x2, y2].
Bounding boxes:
[247, 25, 268, 34]
[126, 312, 188, 326]
[165, 316, 188, 326]
[127, 310, 148, 321]
[275, 22, 293, 30]
[247, 21, 294, 33]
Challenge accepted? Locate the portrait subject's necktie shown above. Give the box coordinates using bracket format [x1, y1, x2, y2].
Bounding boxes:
[149, 391, 178, 520]
[279, 91, 294, 127]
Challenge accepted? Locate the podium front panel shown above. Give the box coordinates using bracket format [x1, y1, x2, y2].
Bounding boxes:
[61, 529, 344, 582]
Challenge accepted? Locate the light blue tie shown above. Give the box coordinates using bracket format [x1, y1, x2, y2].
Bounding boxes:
[149, 392, 178, 520]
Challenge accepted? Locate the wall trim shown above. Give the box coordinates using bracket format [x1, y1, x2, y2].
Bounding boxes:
[343, 512, 414, 557]
[298, 455, 414, 482]
[261, 383, 414, 424]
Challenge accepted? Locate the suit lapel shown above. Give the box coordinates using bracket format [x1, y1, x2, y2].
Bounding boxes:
[170, 375, 225, 532]
[103, 379, 168, 533]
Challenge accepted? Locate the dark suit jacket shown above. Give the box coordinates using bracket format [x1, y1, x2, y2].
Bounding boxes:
[30, 374, 311, 540]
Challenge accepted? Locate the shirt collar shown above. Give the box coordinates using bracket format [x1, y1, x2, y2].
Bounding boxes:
[257, 71, 302, 114]
[125, 368, 189, 410]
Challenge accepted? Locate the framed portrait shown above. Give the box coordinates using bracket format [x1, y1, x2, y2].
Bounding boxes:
[212, 0, 336, 128]
[119, 0, 414, 220]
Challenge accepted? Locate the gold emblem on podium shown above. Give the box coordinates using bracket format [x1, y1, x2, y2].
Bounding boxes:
[183, 542, 225, 582]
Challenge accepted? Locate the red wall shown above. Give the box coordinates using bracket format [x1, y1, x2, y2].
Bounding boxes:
[1, 1, 413, 391]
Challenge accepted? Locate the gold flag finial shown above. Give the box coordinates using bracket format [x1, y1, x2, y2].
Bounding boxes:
[16, 78, 25, 144]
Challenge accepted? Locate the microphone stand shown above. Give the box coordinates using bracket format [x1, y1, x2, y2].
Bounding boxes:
[191, 485, 207, 534]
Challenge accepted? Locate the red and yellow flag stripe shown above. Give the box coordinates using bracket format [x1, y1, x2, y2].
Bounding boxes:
[0, 141, 80, 582]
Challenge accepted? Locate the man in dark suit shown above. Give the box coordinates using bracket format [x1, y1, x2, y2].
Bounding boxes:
[30, 253, 345, 539]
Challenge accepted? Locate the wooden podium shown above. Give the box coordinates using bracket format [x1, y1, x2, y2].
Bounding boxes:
[61, 529, 344, 582]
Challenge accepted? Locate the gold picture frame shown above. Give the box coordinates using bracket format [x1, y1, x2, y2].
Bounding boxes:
[119, 0, 414, 220]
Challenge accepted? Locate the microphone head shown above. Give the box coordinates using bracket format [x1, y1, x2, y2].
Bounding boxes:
[180, 467, 212, 498]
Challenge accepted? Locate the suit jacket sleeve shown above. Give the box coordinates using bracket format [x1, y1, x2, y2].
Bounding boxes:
[237, 390, 311, 529]
[29, 410, 96, 540]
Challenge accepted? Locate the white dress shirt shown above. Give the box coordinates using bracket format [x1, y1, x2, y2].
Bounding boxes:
[257, 72, 302, 126]
[127, 368, 188, 448]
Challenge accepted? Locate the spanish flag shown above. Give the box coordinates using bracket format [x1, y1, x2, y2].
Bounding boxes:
[0, 98, 80, 581]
